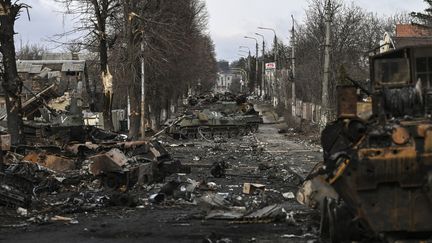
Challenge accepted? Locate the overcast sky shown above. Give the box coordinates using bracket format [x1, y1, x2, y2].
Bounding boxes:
[14, 0, 428, 61]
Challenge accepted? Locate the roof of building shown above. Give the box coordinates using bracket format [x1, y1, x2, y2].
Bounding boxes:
[42, 52, 97, 61]
[16, 60, 86, 74]
[61, 61, 86, 72]
[393, 36, 432, 49]
[373, 44, 432, 59]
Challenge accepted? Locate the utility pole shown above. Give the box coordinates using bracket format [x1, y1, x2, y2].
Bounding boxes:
[322, 0, 332, 127]
[258, 27, 278, 102]
[255, 33, 265, 99]
[263, 40, 266, 98]
[240, 47, 252, 92]
[244, 36, 260, 95]
[239, 46, 252, 92]
[140, 35, 146, 140]
[247, 50, 251, 92]
[238, 50, 251, 92]
[291, 15, 296, 112]
[256, 41, 259, 95]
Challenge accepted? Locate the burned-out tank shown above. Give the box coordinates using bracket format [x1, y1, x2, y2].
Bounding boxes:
[298, 45, 432, 242]
[167, 109, 262, 139]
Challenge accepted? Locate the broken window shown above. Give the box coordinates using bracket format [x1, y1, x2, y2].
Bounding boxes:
[416, 57, 432, 89]
[65, 71, 78, 76]
[374, 58, 410, 85]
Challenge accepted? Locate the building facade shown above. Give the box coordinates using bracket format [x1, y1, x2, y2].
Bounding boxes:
[214, 72, 242, 93]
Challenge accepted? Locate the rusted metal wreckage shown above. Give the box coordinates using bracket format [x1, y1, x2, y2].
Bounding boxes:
[298, 45, 432, 242]
[0, 125, 190, 208]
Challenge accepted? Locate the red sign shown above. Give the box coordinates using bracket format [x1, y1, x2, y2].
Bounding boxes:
[265, 62, 276, 70]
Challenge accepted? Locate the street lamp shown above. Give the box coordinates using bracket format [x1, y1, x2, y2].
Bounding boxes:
[255, 33, 266, 97]
[258, 27, 278, 102]
[258, 27, 277, 67]
[129, 12, 146, 140]
[244, 36, 261, 95]
[239, 46, 251, 53]
[239, 47, 252, 93]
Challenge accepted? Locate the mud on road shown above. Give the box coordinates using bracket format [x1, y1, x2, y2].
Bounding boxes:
[0, 105, 322, 243]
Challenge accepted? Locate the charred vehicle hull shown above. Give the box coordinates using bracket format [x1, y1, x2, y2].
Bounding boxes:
[318, 119, 432, 242]
[299, 45, 432, 242]
[167, 99, 262, 139]
[168, 113, 262, 139]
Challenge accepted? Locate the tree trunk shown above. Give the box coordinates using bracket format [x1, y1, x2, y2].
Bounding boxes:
[0, 1, 25, 144]
[96, 1, 114, 131]
[124, 0, 141, 139]
[129, 82, 141, 139]
[83, 66, 96, 111]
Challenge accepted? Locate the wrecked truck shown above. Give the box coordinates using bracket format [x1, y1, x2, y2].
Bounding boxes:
[298, 45, 432, 242]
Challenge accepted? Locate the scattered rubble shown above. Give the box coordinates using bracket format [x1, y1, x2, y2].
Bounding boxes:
[0, 101, 323, 242]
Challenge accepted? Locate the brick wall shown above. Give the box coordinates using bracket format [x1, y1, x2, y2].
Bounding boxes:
[396, 24, 432, 37]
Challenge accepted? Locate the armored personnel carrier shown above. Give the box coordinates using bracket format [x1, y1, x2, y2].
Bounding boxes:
[298, 45, 432, 242]
[167, 109, 262, 139]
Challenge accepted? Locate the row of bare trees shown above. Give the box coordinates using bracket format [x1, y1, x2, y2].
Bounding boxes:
[231, 0, 416, 119]
[294, 0, 413, 110]
[0, 0, 217, 143]
[56, 0, 217, 138]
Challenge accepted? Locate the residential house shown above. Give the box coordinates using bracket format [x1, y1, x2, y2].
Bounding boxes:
[214, 71, 241, 93]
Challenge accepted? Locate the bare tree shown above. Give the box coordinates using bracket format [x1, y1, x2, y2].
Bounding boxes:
[411, 0, 432, 26]
[293, 0, 399, 111]
[117, 0, 217, 138]
[16, 43, 47, 60]
[0, 0, 29, 144]
[55, 0, 121, 131]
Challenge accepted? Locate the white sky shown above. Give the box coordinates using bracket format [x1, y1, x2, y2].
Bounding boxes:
[13, 0, 428, 60]
[205, 0, 427, 61]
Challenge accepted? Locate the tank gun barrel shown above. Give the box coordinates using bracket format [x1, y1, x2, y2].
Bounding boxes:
[345, 76, 371, 96]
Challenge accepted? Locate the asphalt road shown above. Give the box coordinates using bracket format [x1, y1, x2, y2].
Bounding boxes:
[0, 104, 322, 243]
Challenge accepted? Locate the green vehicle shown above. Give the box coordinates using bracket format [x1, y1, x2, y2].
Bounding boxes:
[167, 110, 262, 139]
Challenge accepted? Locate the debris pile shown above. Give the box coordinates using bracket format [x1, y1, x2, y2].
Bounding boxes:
[0, 126, 191, 227]
[0, 100, 322, 242]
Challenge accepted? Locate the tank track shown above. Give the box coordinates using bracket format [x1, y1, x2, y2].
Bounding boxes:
[171, 123, 259, 139]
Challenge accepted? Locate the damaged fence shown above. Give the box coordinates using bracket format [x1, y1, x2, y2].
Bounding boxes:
[292, 100, 321, 124]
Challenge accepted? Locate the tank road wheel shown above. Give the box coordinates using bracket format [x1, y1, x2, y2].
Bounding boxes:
[218, 128, 224, 137]
[229, 128, 239, 138]
[252, 124, 259, 132]
[234, 128, 240, 137]
[180, 129, 188, 139]
[246, 125, 253, 134]
[224, 128, 230, 138]
[239, 126, 246, 135]
[200, 127, 212, 139]
[173, 133, 180, 140]
[187, 131, 194, 139]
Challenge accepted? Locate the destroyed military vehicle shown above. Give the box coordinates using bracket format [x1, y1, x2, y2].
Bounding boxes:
[297, 45, 432, 242]
[166, 94, 262, 139]
[167, 109, 262, 139]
